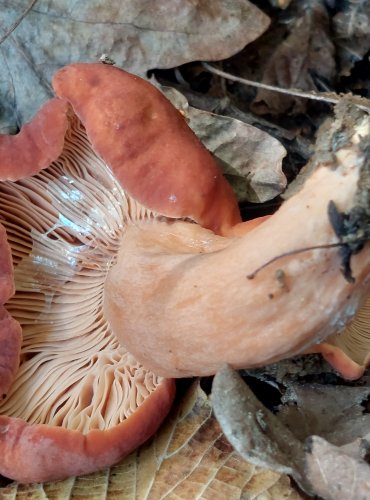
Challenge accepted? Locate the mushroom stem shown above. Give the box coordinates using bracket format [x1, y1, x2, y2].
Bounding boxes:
[104, 137, 370, 378]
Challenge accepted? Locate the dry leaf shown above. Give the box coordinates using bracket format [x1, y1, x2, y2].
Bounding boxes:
[0, 381, 302, 499]
[163, 87, 287, 203]
[213, 365, 370, 499]
[211, 365, 313, 496]
[333, 0, 370, 76]
[0, 0, 270, 133]
[305, 435, 370, 500]
[278, 383, 370, 445]
[252, 1, 335, 114]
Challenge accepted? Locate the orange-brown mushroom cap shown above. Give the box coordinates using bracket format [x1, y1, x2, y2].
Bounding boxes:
[0, 62, 243, 483]
[0, 378, 173, 483]
[52, 63, 241, 235]
[310, 293, 370, 379]
[0, 98, 69, 181]
[0, 100, 69, 397]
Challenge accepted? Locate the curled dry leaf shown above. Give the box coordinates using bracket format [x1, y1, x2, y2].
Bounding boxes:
[0, 0, 270, 133]
[0, 381, 302, 499]
[212, 365, 312, 495]
[252, 1, 335, 114]
[163, 86, 287, 203]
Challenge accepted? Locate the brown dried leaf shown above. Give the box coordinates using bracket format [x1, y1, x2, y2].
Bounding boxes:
[278, 383, 370, 445]
[252, 1, 335, 115]
[212, 365, 313, 496]
[0, 382, 302, 499]
[305, 435, 370, 500]
[213, 365, 370, 499]
[333, 0, 370, 76]
[0, 0, 269, 133]
[163, 87, 287, 203]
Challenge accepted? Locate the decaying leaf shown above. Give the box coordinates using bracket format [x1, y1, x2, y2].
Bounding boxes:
[0, 0, 270, 133]
[163, 86, 287, 203]
[252, 1, 335, 114]
[212, 365, 312, 495]
[0, 381, 302, 499]
[278, 383, 370, 445]
[305, 435, 370, 500]
[213, 365, 370, 499]
[333, 0, 370, 76]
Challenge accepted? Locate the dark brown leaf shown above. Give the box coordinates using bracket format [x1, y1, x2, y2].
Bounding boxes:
[278, 384, 370, 445]
[252, 1, 335, 114]
[333, 0, 370, 76]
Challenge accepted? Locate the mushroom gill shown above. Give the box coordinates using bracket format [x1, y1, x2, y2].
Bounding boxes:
[312, 293, 370, 379]
[0, 112, 175, 482]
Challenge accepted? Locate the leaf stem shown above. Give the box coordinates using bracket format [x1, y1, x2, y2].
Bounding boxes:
[0, 0, 38, 45]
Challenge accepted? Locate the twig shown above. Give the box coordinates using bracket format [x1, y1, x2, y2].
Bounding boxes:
[202, 63, 370, 112]
[0, 0, 38, 45]
[246, 242, 349, 280]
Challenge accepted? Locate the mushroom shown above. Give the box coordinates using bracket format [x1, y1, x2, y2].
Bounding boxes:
[0, 63, 369, 483]
[0, 62, 245, 484]
[99, 86, 370, 379]
[310, 294, 370, 379]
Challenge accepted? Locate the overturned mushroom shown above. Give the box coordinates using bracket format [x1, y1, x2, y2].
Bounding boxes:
[0, 63, 370, 483]
[0, 63, 245, 484]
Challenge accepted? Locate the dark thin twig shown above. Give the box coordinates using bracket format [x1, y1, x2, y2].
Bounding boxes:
[0, 0, 38, 45]
[246, 242, 348, 280]
[202, 62, 370, 112]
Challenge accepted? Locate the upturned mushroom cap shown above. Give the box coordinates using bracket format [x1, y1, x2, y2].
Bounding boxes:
[101, 96, 370, 379]
[0, 63, 242, 483]
[53, 63, 241, 235]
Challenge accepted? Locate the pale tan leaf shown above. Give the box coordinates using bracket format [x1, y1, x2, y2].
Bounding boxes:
[42, 477, 75, 499]
[305, 435, 370, 500]
[1, 382, 302, 499]
[163, 87, 287, 203]
[0, 0, 270, 133]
